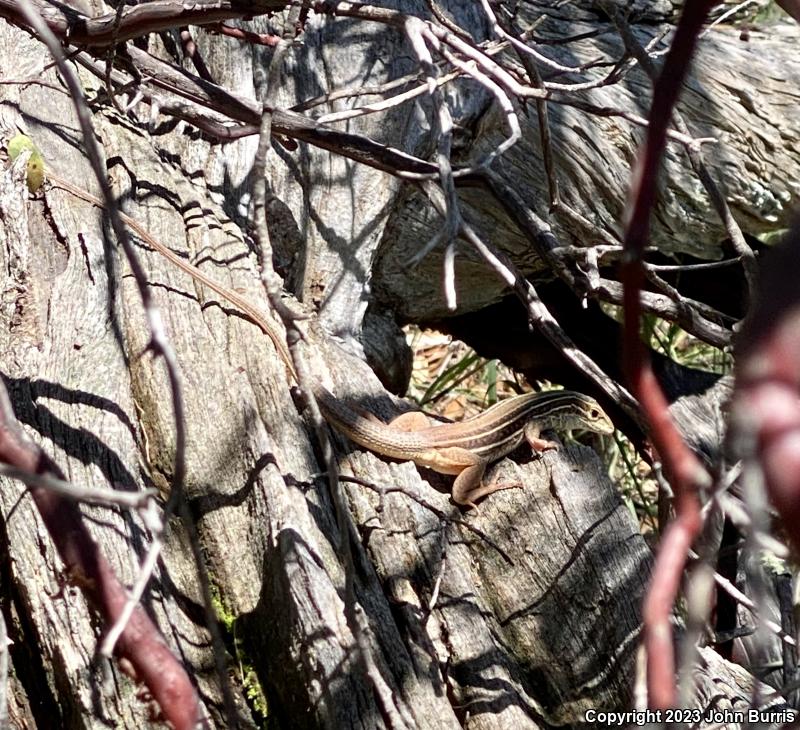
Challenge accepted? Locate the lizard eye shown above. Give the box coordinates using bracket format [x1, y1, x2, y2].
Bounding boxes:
[590, 408, 600, 419]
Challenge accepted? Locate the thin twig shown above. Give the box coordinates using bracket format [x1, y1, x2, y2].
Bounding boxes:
[179, 26, 215, 83]
[0, 464, 157, 509]
[406, 16, 461, 308]
[340, 474, 514, 565]
[99, 499, 164, 657]
[206, 21, 281, 47]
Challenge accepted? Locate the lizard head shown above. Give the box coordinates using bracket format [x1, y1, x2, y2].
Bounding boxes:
[561, 393, 615, 435]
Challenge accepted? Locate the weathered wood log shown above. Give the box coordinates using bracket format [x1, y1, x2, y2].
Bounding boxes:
[372, 8, 800, 322]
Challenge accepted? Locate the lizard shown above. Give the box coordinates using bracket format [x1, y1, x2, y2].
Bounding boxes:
[41, 170, 615, 508]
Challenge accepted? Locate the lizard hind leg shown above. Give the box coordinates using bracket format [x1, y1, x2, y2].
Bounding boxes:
[451, 462, 522, 510]
[387, 410, 435, 432]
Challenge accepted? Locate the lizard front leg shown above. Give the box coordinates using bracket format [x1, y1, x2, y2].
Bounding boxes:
[462, 423, 560, 507]
[523, 421, 560, 455]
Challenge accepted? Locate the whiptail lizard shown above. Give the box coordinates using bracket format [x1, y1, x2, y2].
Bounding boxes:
[45, 172, 615, 508]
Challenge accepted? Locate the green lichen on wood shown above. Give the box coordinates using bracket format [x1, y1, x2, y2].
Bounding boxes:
[211, 587, 269, 725]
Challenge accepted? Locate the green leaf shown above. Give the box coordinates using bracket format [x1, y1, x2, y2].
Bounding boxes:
[7, 133, 45, 192]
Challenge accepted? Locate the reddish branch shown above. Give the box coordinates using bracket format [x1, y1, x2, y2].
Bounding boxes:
[776, 0, 800, 24]
[620, 0, 719, 709]
[0, 383, 198, 729]
[732, 220, 800, 554]
[179, 26, 214, 83]
[206, 21, 281, 46]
